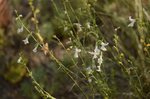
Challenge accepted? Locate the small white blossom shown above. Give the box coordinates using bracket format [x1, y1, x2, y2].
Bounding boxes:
[64, 10, 67, 14]
[89, 45, 100, 59]
[74, 47, 81, 58]
[22, 37, 29, 45]
[100, 42, 109, 51]
[69, 46, 73, 49]
[89, 42, 108, 58]
[128, 16, 136, 27]
[16, 14, 23, 20]
[88, 78, 92, 83]
[96, 52, 103, 72]
[33, 45, 38, 53]
[97, 52, 103, 66]
[114, 27, 120, 31]
[86, 22, 91, 29]
[74, 23, 82, 32]
[17, 26, 24, 34]
[17, 57, 22, 63]
[66, 38, 72, 44]
[86, 67, 93, 74]
[96, 66, 101, 72]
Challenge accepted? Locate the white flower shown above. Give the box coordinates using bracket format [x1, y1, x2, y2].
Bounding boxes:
[17, 57, 22, 63]
[128, 16, 136, 27]
[66, 38, 72, 44]
[88, 78, 92, 83]
[22, 37, 29, 45]
[17, 26, 24, 33]
[86, 67, 93, 74]
[74, 23, 82, 32]
[16, 14, 23, 20]
[97, 52, 103, 66]
[114, 27, 120, 31]
[89, 45, 100, 59]
[64, 10, 67, 14]
[96, 66, 101, 72]
[86, 22, 91, 29]
[96, 52, 103, 72]
[33, 45, 38, 53]
[74, 47, 81, 58]
[19, 14, 23, 18]
[100, 42, 109, 51]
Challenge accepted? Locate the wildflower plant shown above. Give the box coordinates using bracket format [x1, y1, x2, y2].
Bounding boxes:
[14, 0, 150, 99]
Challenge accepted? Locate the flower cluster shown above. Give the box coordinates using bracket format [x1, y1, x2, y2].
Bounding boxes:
[74, 42, 108, 72]
[89, 42, 108, 72]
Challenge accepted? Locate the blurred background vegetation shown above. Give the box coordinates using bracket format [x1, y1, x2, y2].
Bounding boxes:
[0, 0, 150, 99]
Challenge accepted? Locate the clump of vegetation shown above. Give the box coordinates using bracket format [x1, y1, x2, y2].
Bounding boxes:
[0, 0, 150, 99]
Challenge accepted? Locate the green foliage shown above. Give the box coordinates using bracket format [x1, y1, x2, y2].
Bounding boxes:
[3, 61, 26, 84]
